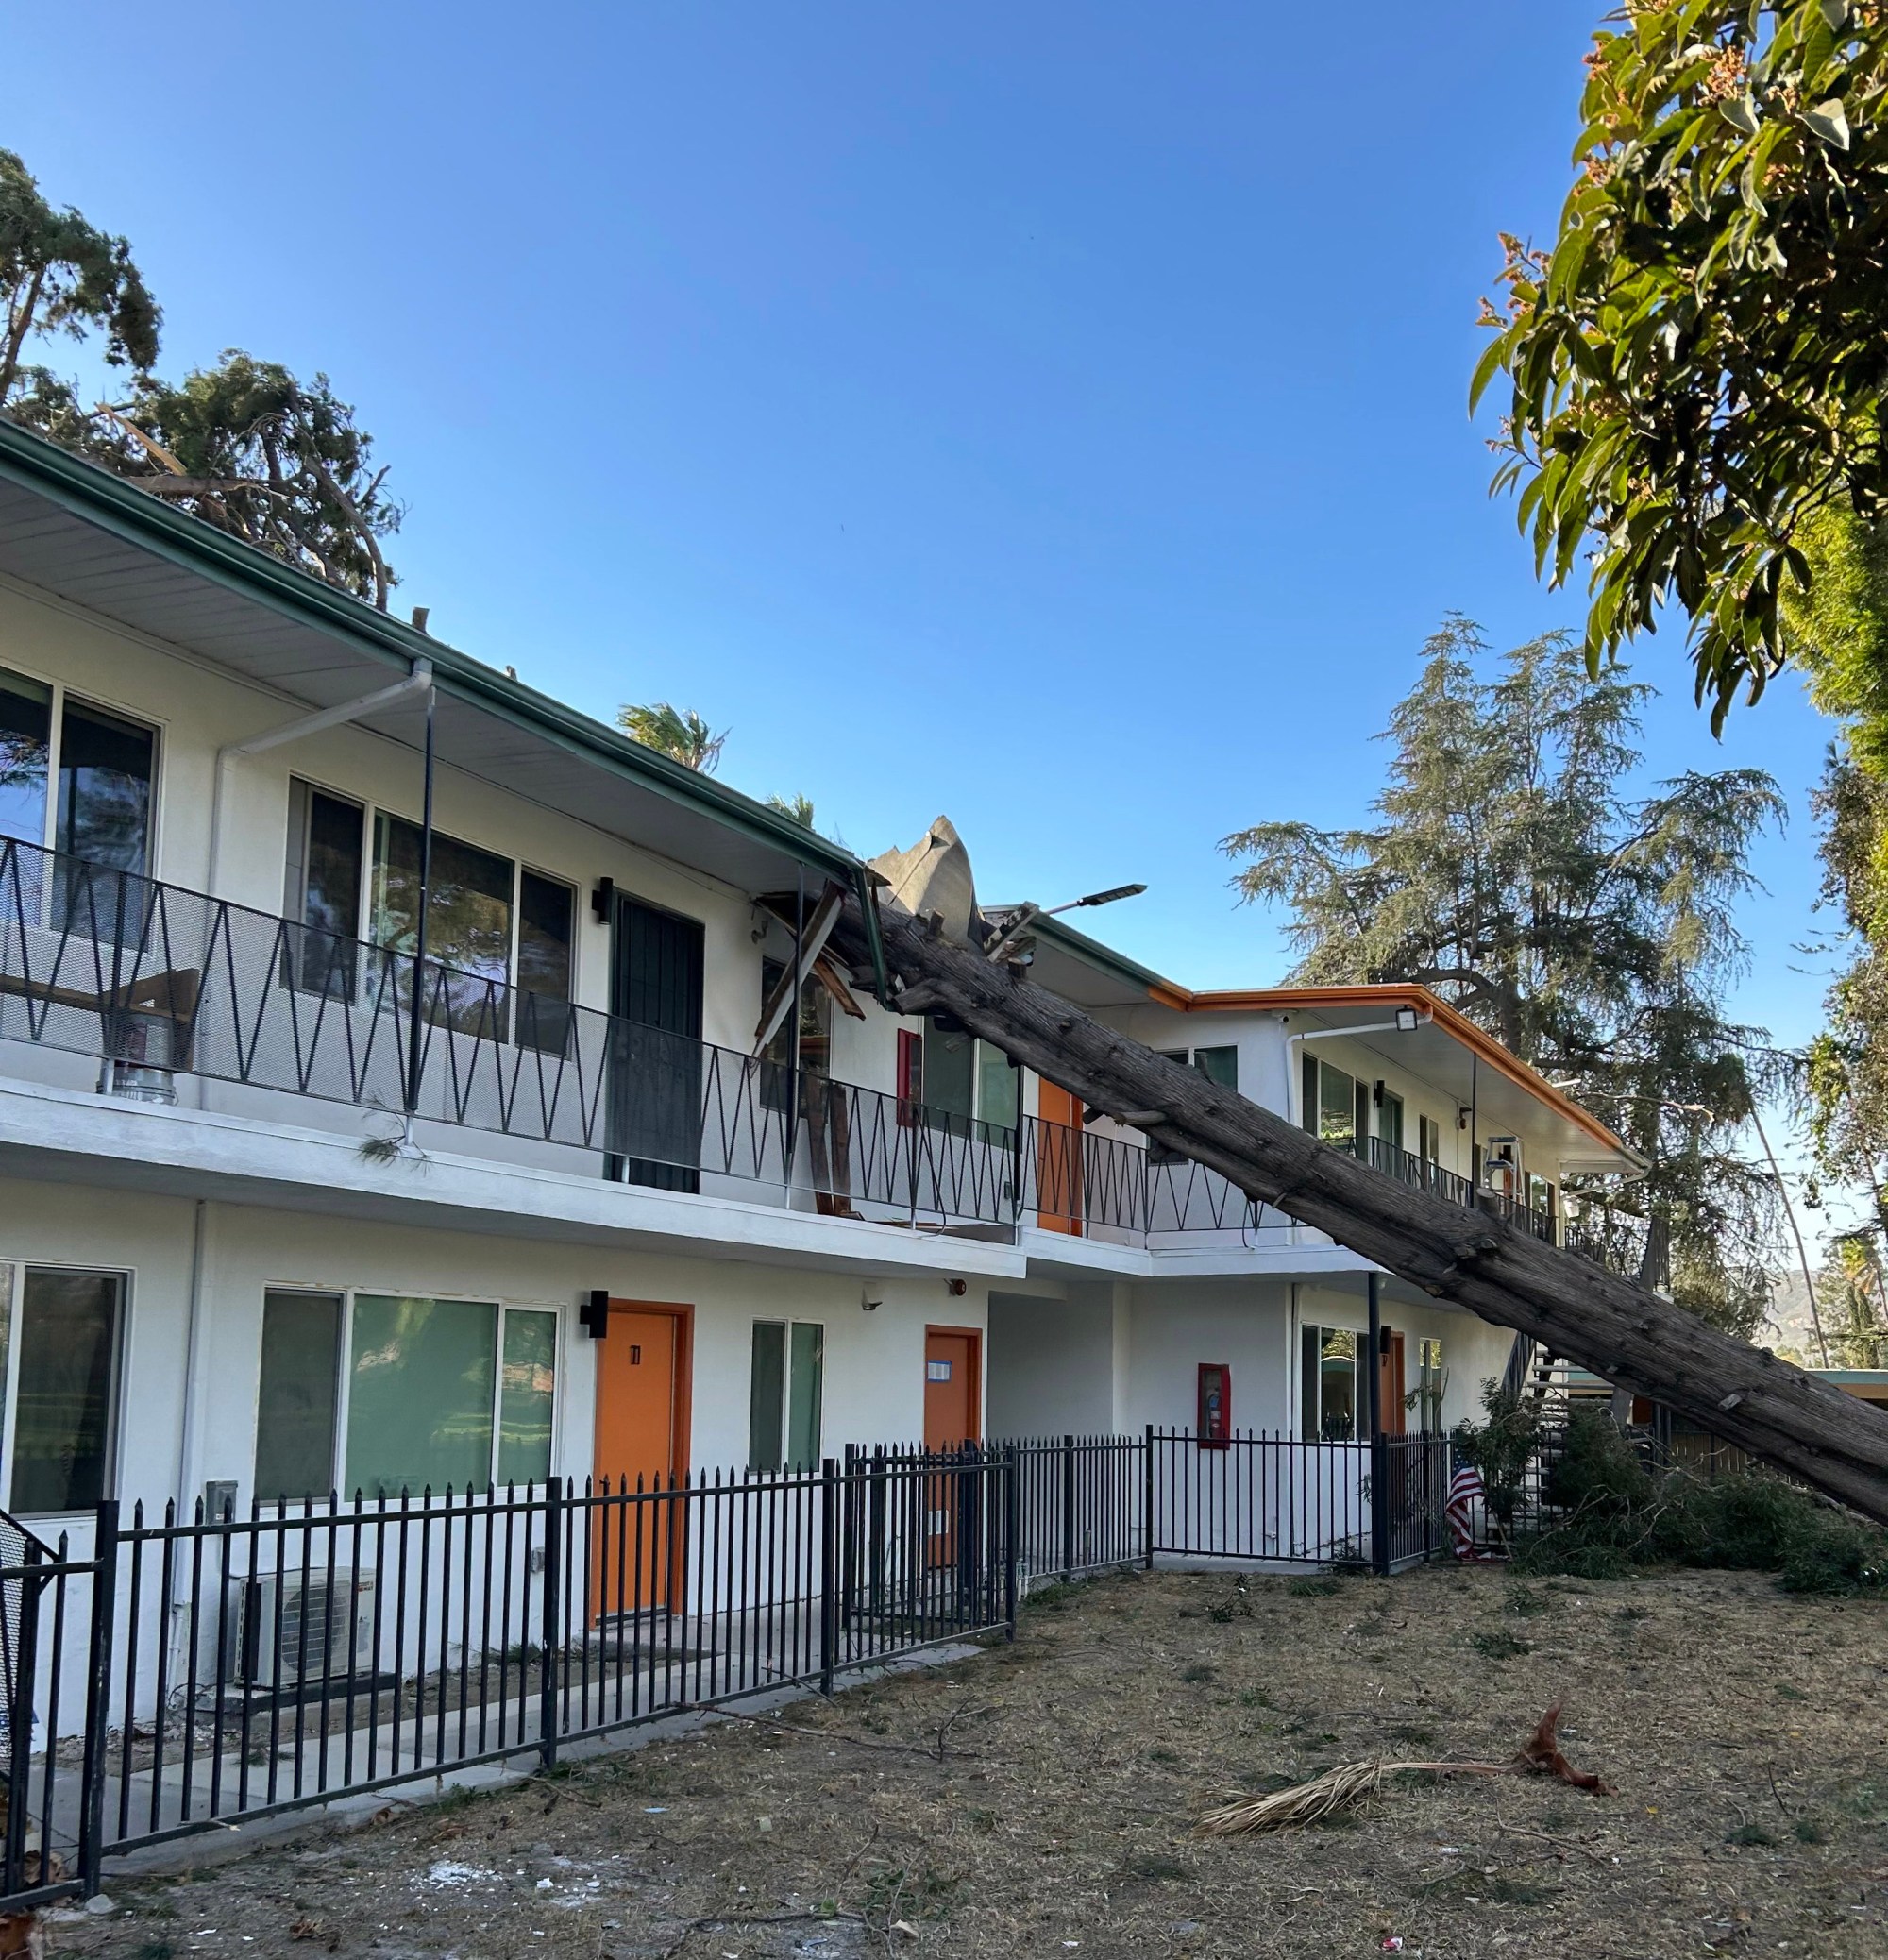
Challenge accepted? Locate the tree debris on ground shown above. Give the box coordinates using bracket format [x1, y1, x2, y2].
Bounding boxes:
[1197, 1705, 1611, 1836]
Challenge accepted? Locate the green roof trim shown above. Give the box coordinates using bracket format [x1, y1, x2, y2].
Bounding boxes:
[1027, 910, 1175, 996]
[0, 415, 860, 882]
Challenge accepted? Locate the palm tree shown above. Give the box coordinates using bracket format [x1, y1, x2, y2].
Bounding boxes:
[767, 792, 816, 828]
[616, 701, 726, 772]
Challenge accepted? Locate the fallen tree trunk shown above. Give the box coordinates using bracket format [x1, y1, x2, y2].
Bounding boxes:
[834, 895, 1888, 1527]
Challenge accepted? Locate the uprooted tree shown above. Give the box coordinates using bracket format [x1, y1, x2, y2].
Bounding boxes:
[828, 887, 1888, 1528]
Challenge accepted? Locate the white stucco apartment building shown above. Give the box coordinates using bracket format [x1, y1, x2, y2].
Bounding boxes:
[0, 415, 1639, 1560]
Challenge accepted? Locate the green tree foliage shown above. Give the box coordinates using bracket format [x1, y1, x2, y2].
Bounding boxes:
[1222, 618, 1786, 1330]
[1516, 1403, 1886, 1591]
[1475, 3, 1888, 724]
[1, 149, 399, 606]
[1779, 508, 1888, 1206]
[617, 702, 726, 772]
[0, 147, 159, 413]
[1812, 1233, 1888, 1363]
[97, 355, 401, 608]
[766, 792, 817, 826]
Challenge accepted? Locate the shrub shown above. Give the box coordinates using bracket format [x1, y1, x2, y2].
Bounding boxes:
[1509, 1407, 1888, 1595]
[1451, 1382, 1543, 1529]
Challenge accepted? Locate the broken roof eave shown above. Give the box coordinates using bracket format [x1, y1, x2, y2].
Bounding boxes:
[0, 416, 859, 895]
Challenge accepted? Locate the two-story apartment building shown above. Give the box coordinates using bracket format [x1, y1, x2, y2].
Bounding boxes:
[986, 913, 1641, 1442]
[0, 415, 1638, 1563]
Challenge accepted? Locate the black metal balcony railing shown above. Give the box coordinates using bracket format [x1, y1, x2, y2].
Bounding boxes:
[0, 836, 1571, 1252]
[1349, 1134, 1559, 1245]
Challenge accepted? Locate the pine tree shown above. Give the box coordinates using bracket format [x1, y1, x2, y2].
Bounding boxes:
[1222, 619, 1786, 1333]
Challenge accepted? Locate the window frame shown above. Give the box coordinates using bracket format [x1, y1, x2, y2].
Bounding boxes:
[0, 658, 163, 875]
[282, 774, 581, 1040]
[1416, 1337, 1446, 1434]
[746, 1318, 825, 1474]
[1298, 1322, 1358, 1442]
[0, 1259, 130, 1516]
[255, 1286, 347, 1503]
[1147, 1046, 1237, 1164]
[261, 1286, 563, 1504]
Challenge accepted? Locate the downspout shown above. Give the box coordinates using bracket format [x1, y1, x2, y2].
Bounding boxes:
[206, 658, 434, 895]
[853, 864, 890, 1006]
[176, 1198, 211, 1514]
[404, 676, 438, 1119]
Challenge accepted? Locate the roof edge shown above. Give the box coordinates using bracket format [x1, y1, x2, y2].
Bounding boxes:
[1161, 983, 1634, 1161]
[0, 415, 859, 882]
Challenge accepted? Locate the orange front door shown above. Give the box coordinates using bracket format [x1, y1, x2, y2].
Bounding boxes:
[923, 1329, 980, 1449]
[923, 1328, 980, 1567]
[1035, 1081, 1085, 1235]
[593, 1305, 684, 1617]
[1377, 1332, 1407, 1436]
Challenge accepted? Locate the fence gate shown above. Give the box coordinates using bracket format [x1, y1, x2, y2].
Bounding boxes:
[0, 1503, 114, 1912]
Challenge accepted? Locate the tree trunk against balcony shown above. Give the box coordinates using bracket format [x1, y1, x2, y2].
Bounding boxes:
[834, 895, 1888, 1527]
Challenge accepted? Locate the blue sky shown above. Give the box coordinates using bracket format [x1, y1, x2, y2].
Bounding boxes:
[7, 2, 1835, 1050]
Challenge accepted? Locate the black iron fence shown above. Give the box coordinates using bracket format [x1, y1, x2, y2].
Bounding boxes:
[0, 1513, 110, 1909]
[0, 836, 1596, 1259]
[0, 1428, 1448, 1903]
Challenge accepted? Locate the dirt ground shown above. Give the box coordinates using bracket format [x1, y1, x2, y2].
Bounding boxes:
[50, 1563, 1888, 1960]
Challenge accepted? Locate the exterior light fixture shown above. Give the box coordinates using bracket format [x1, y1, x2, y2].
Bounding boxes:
[1048, 883, 1148, 915]
[1394, 1005, 1420, 1033]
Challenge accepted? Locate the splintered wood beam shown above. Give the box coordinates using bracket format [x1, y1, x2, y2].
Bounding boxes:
[834, 892, 1888, 1526]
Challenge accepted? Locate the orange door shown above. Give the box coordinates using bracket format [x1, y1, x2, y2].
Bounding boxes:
[1377, 1332, 1407, 1436]
[922, 1328, 980, 1568]
[593, 1305, 685, 1617]
[1035, 1081, 1085, 1235]
[923, 1329, 980, 1448]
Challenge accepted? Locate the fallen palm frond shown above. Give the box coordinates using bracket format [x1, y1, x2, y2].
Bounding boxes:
[1196, 1705, 1610, 1836]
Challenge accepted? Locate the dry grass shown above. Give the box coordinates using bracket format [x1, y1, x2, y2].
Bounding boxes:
[55, 1563, 1888, 1958]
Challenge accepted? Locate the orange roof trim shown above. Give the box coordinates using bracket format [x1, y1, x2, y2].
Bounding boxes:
[1142, 981, 1630, 1159]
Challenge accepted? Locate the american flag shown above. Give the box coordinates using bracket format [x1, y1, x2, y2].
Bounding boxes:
[1446, 1462, 1500, 1562]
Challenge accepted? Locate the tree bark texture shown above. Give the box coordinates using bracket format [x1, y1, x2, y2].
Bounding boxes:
[834, 896, 1888, 1526]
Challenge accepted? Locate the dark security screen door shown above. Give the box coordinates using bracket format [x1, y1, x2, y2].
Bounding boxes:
[608, 897, 705, 1191]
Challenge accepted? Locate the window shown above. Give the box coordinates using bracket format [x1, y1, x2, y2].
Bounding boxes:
[0, 667, 51, 848]
[924, 1024, 975, 1126]
[497, 1309, 557, 1485]
[55, 696, 156, 880]
[339, 1295, 557, 1497]
[748, 1321, 824, 1472]
[1302, 1056, 1358, 1150]
[895, 1027, 921, 1126]
[0, 671, 158, 895]
[976, 1040, 1019, 1137]
[1419, 1114, 1441, 1165]
[282, 780, 365, 997]
[758, 956, 832, 1112]
[1377, 1090, 1405, 1156]
[256, 1289, 343, 1500]
[371, 814, 514, 1031]
[1416, 1338, 1445, 1433]
[1150, 1047, 1237, 1163]
[1528, 1174, 1556, 1220]
[1298, 1324, 1357, 1441]
[516, 870, 576, 1050]
[895, 1026, 1016, 1138]
[0, 1265, 126, 1513]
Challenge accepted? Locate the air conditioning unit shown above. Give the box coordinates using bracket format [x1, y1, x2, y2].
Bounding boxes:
[215, 1571, 376, 1691]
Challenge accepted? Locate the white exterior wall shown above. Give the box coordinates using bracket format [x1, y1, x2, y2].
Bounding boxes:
[990, 1277, 1514, 1444]
[1088, 1001, 1581, 1191]
[0, 1173, 987, 1528]
[0, 576, 905, 1076]
[986, 1283, 1125, 1437]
